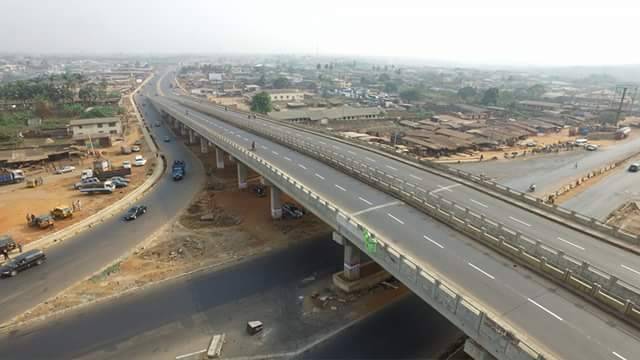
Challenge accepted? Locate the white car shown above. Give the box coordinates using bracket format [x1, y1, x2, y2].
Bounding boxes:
[55, 165, 76, 174]
[123, 161, 132, 169]
[586, 144, 599, 151]
[132, 145, 141, 152]
[134, 155, 147, 167]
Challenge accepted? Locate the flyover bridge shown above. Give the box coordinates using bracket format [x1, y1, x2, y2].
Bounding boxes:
[148, 76, 640, 360]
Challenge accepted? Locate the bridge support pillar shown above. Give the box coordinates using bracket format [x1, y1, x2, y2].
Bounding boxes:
[343, 240, 362, 281]
[228, 154, 236, 164]
[237, 162, 248, 189]
[180, 123, 187, 136]
[464, 339, 498, 360]
[200, 139, 208, 153]
[215, 147, 225, 169]
[270, 184, 282, 219]
[188, 129, 196, 144]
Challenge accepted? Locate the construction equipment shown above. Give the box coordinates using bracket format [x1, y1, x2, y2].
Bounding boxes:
[51, 206, 73, 220]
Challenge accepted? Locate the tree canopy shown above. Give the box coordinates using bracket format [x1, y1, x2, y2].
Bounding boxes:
[481, 87, 499, 105]
[457, 86, 477, 100]
[250, 92, 272, 114]
[399, 88, 423, 103]
[384, 82, 398, 94]
[272, 77, 290, 89]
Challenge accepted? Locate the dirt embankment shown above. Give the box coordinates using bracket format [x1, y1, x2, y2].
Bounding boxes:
[606, 201, 640, 235]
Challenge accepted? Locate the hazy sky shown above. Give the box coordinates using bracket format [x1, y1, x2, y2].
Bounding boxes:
[2, 0, 640, 66]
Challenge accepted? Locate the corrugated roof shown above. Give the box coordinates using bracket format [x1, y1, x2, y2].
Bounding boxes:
[69, 117, 120, 126]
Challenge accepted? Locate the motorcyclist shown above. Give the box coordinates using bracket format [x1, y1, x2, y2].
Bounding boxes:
[529, 184, 536, 192]
[251, 141, 256, 151]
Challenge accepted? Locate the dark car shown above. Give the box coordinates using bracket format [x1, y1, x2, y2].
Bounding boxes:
[0, 249, 46, 277]
[282, 203, 304, 219]
[163, 136, 171, 142]
[0, 235, 21, 255]
[124, 205, 147, 221]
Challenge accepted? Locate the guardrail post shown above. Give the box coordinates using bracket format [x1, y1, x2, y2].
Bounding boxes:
[591, 283, 602, 296]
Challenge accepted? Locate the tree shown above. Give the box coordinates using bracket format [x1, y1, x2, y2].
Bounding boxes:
[384, 82, 398, 93]
[316, 63, 321, 70]
[378, 73, 391, 82]
[527, 84, 546, 99]
[250, 92, 272, 114]
[481, 87, 499, 105]
[399, 88, 423, 103]
[34, 98, 54, 119]
[272, 77, 290, 89]
[457, 86, 477, 101]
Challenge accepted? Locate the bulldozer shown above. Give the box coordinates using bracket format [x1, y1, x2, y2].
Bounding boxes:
[51, 206, 73, 220]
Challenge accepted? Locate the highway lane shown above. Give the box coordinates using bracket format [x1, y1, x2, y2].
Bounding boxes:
[0, 236, 345, 359]
[562, 157, 640, 219]
[165, 93, 640, 294]
[455, 136, 640, 194]
[0, 78, 205, 324]
[154, 94, 640, 360]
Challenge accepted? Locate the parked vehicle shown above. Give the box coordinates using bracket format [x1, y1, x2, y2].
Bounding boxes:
[124, 205, 147, 221]
[586, 144, 599, 151]
[282, 203, 304, 219]
[0, 235, 22, 255]
[253, 183, 266, 197]
[122, 161, 132, 169]
[80, 169, 94, 180]
[172, 160, 186, 181]
[74, 177, 101, 189]
[55, 165, 75, 174]
[94, 167, 131, 181]
[574, 138, 588, 146]
[132, 146, 141, 152]
[28, 214, 54, 229]
[134, 155, 147, 167]
[121, 146, 132, 155]
[25, 177, 44, 188]
[79, 181, 116, 194]
[246, 321, 264, 335]
[111, 179, 129, 188]
[0, 249, 46, 277]
[109, 176, 130, 184]
[51, 206, 73, 220]
[0, 170, 25, 186]
[629, 163, 639, 172]
[164, 136, 171, 142]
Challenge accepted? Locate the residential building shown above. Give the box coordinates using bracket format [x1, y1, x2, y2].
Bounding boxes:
[263, 89, 305, 102]
[270, 107, 384, 123]
[518, 100, 562, 112]
[68, 117, 122, 138]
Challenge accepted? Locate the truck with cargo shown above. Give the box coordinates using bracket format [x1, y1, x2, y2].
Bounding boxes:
[94, 167, 132, 181]
[0, 170, 25, 186]
[172, 160, 186, 181]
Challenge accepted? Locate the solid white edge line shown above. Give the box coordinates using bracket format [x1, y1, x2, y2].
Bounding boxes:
[358, 197, 373, 205]
[387, 213, 405, 225]
[468, 262, 495, 280]
[509, 216, 532, 227]
[557, 237, 585, 250]
[621, 264, 640, 276]
[423, 235, 444, 249]
[176, 349, 207, 360]
[470, 199, 489, 208]
[527, 298, 563, 321]
[335, 184, 347, 191]
[612, 351, 628, 360]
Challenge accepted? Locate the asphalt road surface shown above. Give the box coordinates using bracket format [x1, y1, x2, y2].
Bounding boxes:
[149, 77, 640, 360]
[456, 135, 640, 194]
[0, 77, 205, 324]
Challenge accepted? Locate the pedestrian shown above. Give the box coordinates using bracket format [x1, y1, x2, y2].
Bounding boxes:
[2, 249, 8, 261]
[77, 199, 82, 210]
[26, 213, 31, 224]
[17, 243, 23, 253]
[72, 201, 76, 212]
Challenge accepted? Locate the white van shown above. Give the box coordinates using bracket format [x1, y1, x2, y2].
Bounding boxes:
[574, 138, 588, 146]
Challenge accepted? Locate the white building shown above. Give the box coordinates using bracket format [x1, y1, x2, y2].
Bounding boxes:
[69, 117, 122, 138]
[263, 89, 304, 102]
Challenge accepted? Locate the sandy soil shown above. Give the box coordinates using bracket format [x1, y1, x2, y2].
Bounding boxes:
[606, 201, 640, 235]
[0, 109, 151, 246]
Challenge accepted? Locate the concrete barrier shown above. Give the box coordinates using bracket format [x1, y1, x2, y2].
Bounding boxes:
[207, 333, 225, 359]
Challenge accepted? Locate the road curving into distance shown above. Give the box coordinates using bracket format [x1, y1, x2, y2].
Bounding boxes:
[0, 71, 205, 325]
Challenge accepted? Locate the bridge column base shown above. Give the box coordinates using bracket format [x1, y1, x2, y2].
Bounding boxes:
[464, 339, 498, 360]
[215, 147, 224, 169]
[180, 123, 187, 136]
[200, 139, 208, 153]
[237, 162, 248, 189]
[188, 129, 196, 144]
[269, 182, 282, 219]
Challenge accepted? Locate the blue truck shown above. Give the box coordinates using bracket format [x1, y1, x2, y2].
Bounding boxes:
[0, 170, 25, 186]
[172, 160, 186, 181]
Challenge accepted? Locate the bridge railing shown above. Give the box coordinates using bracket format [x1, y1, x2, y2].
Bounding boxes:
[159, 98, 640, 330]
[156, 103, 549, 360]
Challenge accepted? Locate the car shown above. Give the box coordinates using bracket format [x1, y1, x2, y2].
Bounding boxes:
[282, 203, 304, 219]
[134, 155, 147, 167]
[55, 165, 76, 174]
[74, 177, 100, 189]
[124, 205, 147, 221]
[132, 145, 141, 152]
[109, 176, 130, 183]
[0, 235, 21, 255]
[164, 136, 171, 142]
[586, 144, 599, 151]
[629, 163, 639, 172]
[122, 161, 132, 169]
[155, 123, 161, 127]
[0, 249, 46, 277]
[111, 179, 129, 188]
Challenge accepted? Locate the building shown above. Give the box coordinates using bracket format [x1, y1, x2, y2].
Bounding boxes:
[269, 107, 384, 123]
[263, 89, 305, 102]
[518, 100, 562, 112]
[68, 117, 122, 139]
[452, 104, 490, 119]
